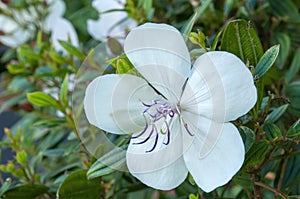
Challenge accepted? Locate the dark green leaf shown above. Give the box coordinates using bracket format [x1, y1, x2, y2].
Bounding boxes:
[243, 140, 271, 168]
[271, 32, 290, 68]
[239, 126, 255, 153]
[265, 104, 289, 123]
[0, 180, 12, 197]
[87, 146, 127, 179]
[286, 48, 300, 83]
[59, 40, 85, 60]
[27, 92, 59, 108]
[2, 184, 48, 199]
[263, 123, 282, 141]
[57, 170, 101, 199]
[221, 19, 264, 66]
[268, 0, 298, 19]
[254, 45, 280, 79]
[287, 119, 300, 137]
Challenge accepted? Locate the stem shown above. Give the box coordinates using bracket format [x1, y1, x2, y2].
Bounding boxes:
[277, 154, 289, 191]
[254, 182, 288, 199]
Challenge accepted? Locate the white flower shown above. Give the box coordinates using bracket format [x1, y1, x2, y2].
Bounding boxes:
[84, 23, 257, 192]
[0, 0, 78, 51]
[87, 0, 137, 41]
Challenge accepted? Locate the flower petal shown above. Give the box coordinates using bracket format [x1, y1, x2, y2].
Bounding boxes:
[181, 51, 257, 122]
[183, 121, 245, 192]
[87, 0, 136, 41]
[124, 23, 191, 102]
[48, 18, 79, 52]
[126, 117, 188, 190]
[84, 74, 159, 134]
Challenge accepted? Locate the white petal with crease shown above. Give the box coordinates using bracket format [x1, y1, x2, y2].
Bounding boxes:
[182, 51, 257, 122]
[124, 23, 191, 102]
[84, 74, 158, 134]
[183, 121, 245, 192]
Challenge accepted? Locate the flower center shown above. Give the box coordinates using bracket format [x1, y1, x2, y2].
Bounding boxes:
[131, 99, 193, 152]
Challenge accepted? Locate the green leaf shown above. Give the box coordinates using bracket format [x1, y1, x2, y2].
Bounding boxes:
[60, 74, 69, 107]
[239, 126, 255, 153]
[268, 0, 298, 19]
[285, 81, 300, 116]
[254, 45, 280, 79]
[59, 40, 85, 60]
[107, 38, 123, 56]
[7, 63, 26, 74]
[221, 19, 264, 66]
[287, 119, 300, 137]
[181, 0, 212, 41]
[27, 92, 59, 108]
[271, 32, 290, 68]
[49, 51, 68, 64]
[2, 184, 48, 199]
[233, 173, 252, 189]
[17, 46, 40, 60]
[57, 170, 102, 199]
[0, 180, 11, 197]
[265, 104, 289, 123]
[211, 30, 223, 51]
[16, 150, 27, 165]
[285, 48, 300, 83]
[263, 123, 282, 141]
[189, 31, 207, 51]
[87, 146, 127, 179]
[243, 140, 271, 168]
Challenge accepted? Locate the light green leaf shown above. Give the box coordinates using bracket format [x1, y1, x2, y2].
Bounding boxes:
[60, 74, 69, 107]
[286, 48, 300, 83]
[87, 146, 127, 179]
[265, 104, 289, 123]
[49, 51, 68, 64]
[59, 40, 85, 60]
[2, 184, 48, 199]
[27, 92, 59, 108]
[57, 170, 102, 199]
[221, 19, 264, 66]
[181, 0, 212, 41]
[254, 45, 280, 78]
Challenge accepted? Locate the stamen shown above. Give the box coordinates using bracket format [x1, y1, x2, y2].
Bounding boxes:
[163, 123, 171, 145]
[133, 125, 154, 145]
[146, 127, 159, 153]
[131, 115, 148, 139]
[184, 122, 194, 136]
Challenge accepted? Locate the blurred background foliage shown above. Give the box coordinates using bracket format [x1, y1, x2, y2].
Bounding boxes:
[0, 0, 299, 198]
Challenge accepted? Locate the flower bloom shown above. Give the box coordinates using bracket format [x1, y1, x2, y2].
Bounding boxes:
[84, 23, 257, 192]
[87, 0, 137, 41]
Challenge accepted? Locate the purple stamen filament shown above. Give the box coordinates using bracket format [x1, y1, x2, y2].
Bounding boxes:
[131, 99, 193, 152]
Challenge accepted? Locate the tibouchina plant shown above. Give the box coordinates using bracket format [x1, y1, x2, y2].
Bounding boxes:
[84, 23, 257, 192]
[0, 0, 78, 51]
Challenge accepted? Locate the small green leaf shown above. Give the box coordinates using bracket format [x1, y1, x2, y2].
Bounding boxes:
[57, 170, 102, 199]
[87, 146, 127, 179]
[239, 126, 255, 153]
[211, 30, 223, 51]
[243, 140, 271, 168]
[287, 119, 300, 137]
[16, 150, 27, 165]
[285, 48, 300, 83]
[189, 193, 199, 199]
[263, 123, 282, 141]
[17, 46, 40, 60]
[7, 63, 26, 74]
[107, 38, 123, 55]
[221, 19, 264, 66]
[49, 51, 68, 64]
[265, 104, 289, 123]
[59, 40, 85, 60]
[60, 74, 69, 107]
[181, 0, 212, 41]
[27, 92, 59, 108]
[189, 31, 207, 51]
[254, 45, 280, 79]
[2, 184, 48, 199]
